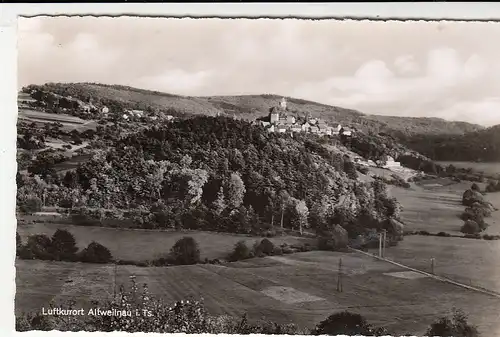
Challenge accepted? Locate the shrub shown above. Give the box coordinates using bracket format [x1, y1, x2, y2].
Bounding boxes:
[436, 231, 451, 237]
[228, 240, 251, 262]
[169, 236, 200, 265]
[16, 312, 54, 331]
[312, 311, 387, 336]
[273, 246, 283, 256]
[462, 189, 484, 207]
[471, 183, 480, 192]
[426, 308, 479, 337]
[25, 234, 54, 260]
[461, 220, 480, 235]
[16, 232, 22, 253]
[254, 238, 275, 256]
[18, 196, 43, 215]
[262, 229, 277, 237]
[79, 241, 112, 264]
[50, 229, 78, 261]
[483, 234, 500, 240]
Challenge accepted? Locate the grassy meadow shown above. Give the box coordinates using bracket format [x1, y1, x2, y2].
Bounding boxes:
[380, 235, 500, 294]
[15, 251, 500, 336]
[435, 161, 500, 177]
[16, 222, 313, 262]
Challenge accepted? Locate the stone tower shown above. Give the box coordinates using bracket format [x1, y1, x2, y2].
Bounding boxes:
[280, 97, 287, 110]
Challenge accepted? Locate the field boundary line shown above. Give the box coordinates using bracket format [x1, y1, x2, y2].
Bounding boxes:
[349, 247, 500, 299]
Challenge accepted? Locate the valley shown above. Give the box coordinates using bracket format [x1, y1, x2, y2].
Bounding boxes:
[15, 83, 500, 335]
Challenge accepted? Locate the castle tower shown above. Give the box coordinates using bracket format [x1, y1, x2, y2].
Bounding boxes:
[280, 97, 287, 110]
[269, 107, 279, 124]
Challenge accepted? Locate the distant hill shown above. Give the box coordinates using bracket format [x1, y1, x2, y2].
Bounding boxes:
[22, 82, 483, 138]
[400, 125, 500, 162]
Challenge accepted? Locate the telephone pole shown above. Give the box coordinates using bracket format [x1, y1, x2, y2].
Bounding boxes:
[382, 229, 387, 258]
[337, 258, 343, 293]
[378, 232, 382, 258]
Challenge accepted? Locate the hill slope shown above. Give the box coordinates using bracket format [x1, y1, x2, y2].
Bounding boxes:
[22, 82, 483, 137]
[399, 125, 500, 162]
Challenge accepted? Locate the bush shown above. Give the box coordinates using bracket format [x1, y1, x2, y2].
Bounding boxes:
[273, 246, 283, 255]
[50, 229, 78, 261]
[483, 234, 500, 240]
[18, 196, 43, 215]
[426, 308, 479, 337]
[461, 220, 480, 235]
[169, 236, 200, 265]
[436, 231, 451, 237]
[16, 232, 22, 253]
[471, 183, 480, 192]
[25, 234, 54, 260]
[462, 189, 484, 207]
[254, 238, 275, 256]
[228, 240, 251, 262]
[312, 311, 387, 336]
[79, 241, 113, 264]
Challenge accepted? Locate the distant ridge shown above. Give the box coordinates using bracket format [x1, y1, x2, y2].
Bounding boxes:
[22, 82, 483, 138]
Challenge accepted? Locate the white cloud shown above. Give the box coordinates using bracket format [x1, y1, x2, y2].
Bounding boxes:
[394, 55, 419, 75]
[16, 18, 500, 126]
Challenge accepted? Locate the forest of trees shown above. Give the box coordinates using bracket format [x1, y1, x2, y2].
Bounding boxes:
[397, 125, 500, 162]
[17, 116, 402, 239]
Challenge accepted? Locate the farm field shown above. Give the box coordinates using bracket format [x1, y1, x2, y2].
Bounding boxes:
[436, 161, 500, 177]
[380, 235, 500, 294]
[18, 109, 86, 125]
[15, 251, 500, 336]
[16, 222, 313, 261]
[390, 179, 500, 235]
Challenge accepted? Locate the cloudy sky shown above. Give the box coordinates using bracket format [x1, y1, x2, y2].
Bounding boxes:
[17, 16, 500, 126]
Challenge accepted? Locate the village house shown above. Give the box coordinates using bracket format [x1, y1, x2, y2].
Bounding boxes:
[340, 126, 353, 136]
[330, 123, 342, 135]
[258, 97, 351, 138]
[277, 125, 287, 133]
[101, 106, 109, 114]
[383, 156, 401, 168]
[301, 121, 311, 132]
[291, 124, 302, 133]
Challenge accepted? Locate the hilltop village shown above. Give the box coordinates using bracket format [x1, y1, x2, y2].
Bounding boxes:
[255, 98, 354, 137]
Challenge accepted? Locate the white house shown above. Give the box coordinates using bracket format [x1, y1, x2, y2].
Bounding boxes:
[331, 123, 342, 135]
[122, 114, 129, 120]
[291, 124, 302, 133]
[384, 156, 401, 168]
[301, 122, 311, 132]
[267, 125, 275, 133]
[261, 121, 270, 127]
[102, 106, 109, 114]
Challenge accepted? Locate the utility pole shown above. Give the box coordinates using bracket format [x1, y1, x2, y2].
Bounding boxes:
[337, 258, 343, 293]
[382, 229, 387, 258]
[280, 204, 284, 229]
[378, 232, 382, 258]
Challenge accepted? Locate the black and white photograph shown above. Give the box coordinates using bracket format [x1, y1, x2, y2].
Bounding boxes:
[13, 14, 500, 336]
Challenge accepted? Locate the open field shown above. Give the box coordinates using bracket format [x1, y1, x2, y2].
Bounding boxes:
[390, 179, 500, 235]
[15, 251, 500, 335]
[52, 154, 93, 173]
[18, 109, 86, 125]
[436, 161, 500, 177]
[16, 222, 313, 261]
[380, 235, 500, 294]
